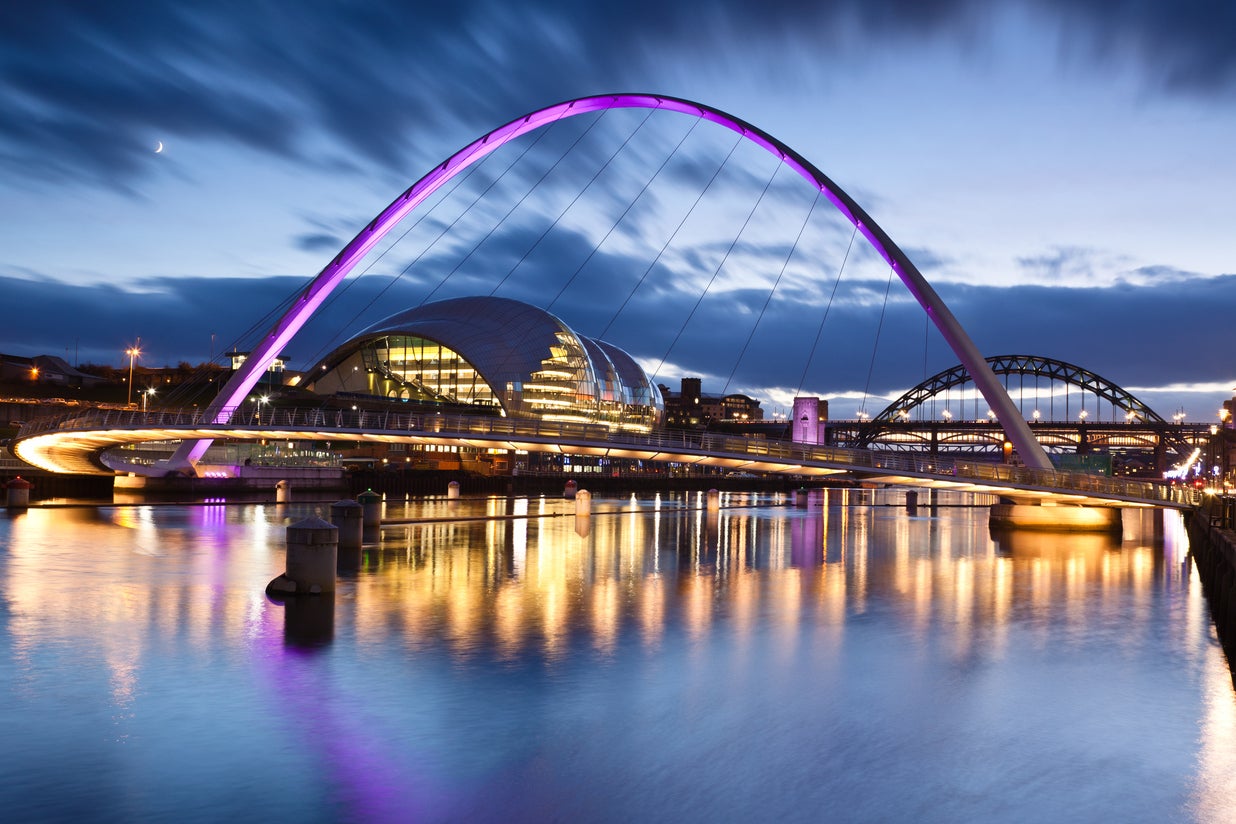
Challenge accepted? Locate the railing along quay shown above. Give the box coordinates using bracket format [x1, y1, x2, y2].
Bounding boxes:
[16, 407, 1201, 508]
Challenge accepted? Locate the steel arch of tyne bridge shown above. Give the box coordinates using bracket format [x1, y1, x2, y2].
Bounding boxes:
[858, 354, 1189, 454]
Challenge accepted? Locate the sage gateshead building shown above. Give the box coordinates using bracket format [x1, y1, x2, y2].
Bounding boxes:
[304, 296, 664, 433]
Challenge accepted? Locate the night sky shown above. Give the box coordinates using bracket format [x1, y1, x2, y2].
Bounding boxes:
[3, 1, 1235, 420]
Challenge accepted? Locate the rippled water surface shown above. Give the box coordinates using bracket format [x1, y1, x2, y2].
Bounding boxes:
[1, 490, 1234, 823]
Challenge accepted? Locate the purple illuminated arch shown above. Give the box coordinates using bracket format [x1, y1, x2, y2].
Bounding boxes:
[168, 93, 1051, 472]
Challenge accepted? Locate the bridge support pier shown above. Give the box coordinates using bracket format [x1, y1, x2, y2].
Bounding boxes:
[989, 502, 1122, 533]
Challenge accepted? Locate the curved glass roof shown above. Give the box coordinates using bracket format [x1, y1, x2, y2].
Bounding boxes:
[312, 296, 663, 430]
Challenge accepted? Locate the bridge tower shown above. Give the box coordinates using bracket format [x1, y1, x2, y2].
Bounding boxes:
[792, 397, 826, 446]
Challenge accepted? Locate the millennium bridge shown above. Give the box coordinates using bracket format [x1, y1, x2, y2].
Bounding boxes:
[8, 93, 1220, 518]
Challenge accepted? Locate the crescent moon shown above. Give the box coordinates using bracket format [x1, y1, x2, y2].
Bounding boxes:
[155, 141, 164, 153]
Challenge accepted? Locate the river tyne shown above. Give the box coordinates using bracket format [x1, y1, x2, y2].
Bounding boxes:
[2, 488, 1234, 823]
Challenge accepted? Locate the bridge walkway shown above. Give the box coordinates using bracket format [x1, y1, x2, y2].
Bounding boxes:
[13, 407, 1202, 510]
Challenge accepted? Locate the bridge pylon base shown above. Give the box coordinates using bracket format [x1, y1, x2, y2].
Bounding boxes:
[989, 503, 1122, 533]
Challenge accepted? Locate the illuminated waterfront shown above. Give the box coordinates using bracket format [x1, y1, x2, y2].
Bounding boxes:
[1, 490, 1233, 822]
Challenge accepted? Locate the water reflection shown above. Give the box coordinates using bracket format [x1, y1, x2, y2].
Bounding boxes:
[0, 493, 1233, 821]
[280, 593, 335, 648]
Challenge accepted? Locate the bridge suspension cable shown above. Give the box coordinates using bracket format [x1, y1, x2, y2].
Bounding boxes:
[795, 223, 858, 402]
[566, 116, 703, 327]
[650, 146, 782, 387]
[718, 190, 824, 399]
[487, 106, 660, 300]
[859, 265, 897, 419]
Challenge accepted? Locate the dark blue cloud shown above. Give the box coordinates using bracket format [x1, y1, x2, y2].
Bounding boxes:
[4, 249, 1232, 419]
[295, 233, 344, 254]
[3, 1, 1234, 190]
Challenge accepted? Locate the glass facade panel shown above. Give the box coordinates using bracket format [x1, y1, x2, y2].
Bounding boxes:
[363, 336, 499, 408]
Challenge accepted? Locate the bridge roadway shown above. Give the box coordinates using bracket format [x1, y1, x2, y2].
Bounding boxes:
[13, 407, 1202, 510]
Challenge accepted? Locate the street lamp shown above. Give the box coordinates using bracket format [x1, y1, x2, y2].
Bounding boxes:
[1210, 424, 1221, 482]
[125, 339, 141, 406]
[143, 387, 156, 413]
[941, 409, 953, 421]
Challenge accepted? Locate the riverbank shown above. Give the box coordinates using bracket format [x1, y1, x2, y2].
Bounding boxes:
[1186, 494, 1236, 684]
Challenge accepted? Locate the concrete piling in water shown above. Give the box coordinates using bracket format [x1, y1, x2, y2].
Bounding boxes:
[574, 489, 592, 536]
[794, 488, 808, 509]
[564, 479, 578, 499]
[357, 489, 382, 529]
[447, 480, 461, 499]
[5, 476, 32, 509]
[330, 499, 363, 553]
[275, 479, 291, 504]
[706, 488, 720, 513]
[266, 517, 338, 595]
[906, 491, 918, 514]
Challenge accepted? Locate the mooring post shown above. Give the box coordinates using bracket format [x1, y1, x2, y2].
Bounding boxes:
[5, 476, 32, 509]
[330, 499, 363, 552]
[267, 516, 338, 595]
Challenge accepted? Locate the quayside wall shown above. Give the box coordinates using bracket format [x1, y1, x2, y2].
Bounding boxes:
[1186, 495, 1236, 683]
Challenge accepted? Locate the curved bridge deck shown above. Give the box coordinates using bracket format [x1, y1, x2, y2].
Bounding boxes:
[14, 407, 1201, 510]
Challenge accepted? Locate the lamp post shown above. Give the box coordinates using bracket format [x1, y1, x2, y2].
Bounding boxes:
[126, 339, 141, 406]
[1210, 424, 1220, 484]
[143, 387, 156, 413]
[254, 395, 269, 425]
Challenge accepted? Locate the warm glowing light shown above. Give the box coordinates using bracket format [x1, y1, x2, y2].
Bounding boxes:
[125, 339, 142, 407]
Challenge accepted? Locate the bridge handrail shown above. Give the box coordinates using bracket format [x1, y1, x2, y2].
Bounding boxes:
[15, 407, 1200, 507]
